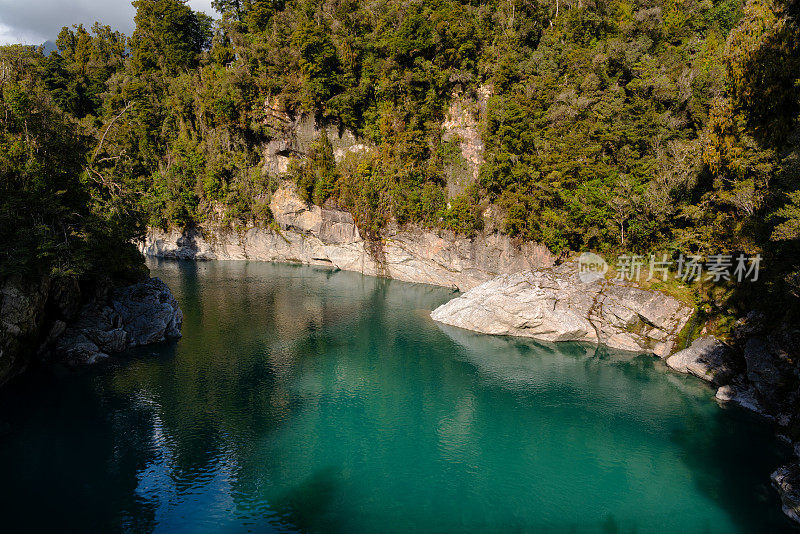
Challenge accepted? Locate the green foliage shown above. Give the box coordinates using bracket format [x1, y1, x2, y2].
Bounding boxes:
[292, 20, 341, 111]
[442, 192, 483, 236]
[293, 130, 339, 205]
[5, 0, 800, 312]
[772, 190, 800, 241]
[42, 23, 127, 118]
[337, 154, 389, 235]
[0, 46, 142, 278]
[130, 0, 212, 74]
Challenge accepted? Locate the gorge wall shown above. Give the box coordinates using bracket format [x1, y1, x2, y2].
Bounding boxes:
[143, 92, 556, 292]
[140, 183, 555, 292]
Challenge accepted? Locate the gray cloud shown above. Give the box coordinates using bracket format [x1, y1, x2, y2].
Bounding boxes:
[0, 0, 217, 45]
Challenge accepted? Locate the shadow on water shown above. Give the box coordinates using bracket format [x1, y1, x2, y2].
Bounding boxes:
[0, 366, 160, 532]
[272, 466, 345, 533]
[436, 323, 798, 533]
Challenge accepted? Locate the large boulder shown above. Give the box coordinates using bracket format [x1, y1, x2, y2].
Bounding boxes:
[55, 277, 182, 365]
[3, 275, 184, 383]
[430, 262, 693, 356]
[112, 277, 182, 347]
[666, 336, 736, 386]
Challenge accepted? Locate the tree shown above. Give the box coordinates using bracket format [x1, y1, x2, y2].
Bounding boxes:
[772, 190, 800, 241]
[292, 20, 341, 111]
[130, 0, 212, 74]
[0, 45, 141, 278]
[295, 130, 339, 205]
[48, 23, 127, 117]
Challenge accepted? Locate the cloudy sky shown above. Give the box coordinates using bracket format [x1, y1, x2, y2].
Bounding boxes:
[0, 0, 218, 45]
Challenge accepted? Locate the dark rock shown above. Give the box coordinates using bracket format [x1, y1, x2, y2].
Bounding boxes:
[732, 310, 766, 344]
[744, 334, 800, 414]
[112, 277, 182, 346]
[0, 275, 51, 385]
[58, 334, 109, 365]
[86, 327, 127, 353]
[37, 319, 67, 355]
[772, 463, 800, 524]
[48, 277, 81, 321]
[52, 277, 182, 366]
[666, 336, 736, 386]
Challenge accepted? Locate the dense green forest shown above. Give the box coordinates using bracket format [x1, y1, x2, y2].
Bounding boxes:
[1, 0, 800, 309]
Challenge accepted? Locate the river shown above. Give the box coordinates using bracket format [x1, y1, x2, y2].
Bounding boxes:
[0, 259, 794, 533]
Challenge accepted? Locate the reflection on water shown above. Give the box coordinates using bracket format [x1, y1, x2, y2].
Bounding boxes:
[0, 259, 795, 533]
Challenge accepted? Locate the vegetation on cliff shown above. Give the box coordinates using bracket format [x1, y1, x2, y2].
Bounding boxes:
[1, 0, 800, 310]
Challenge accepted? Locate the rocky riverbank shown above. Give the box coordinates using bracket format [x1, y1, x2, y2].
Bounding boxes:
[429, 264, 800, 525]
[0, 274, 183, 386]
[665, 315, 800, 524]
[430, 261, 693, 357]
[140, 183, 554, 291]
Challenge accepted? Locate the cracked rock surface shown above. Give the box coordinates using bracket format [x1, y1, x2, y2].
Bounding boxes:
[430, 262, 693, 356]
[55, 277, 183, 366]
[666, 336, 737, 386]
[772, 463, 800, 524]
[2, 275, 183, 385]
[140, 183, 554, 291]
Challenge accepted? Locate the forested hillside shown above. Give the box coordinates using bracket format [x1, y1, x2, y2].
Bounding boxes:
[0, 44, 143, 280]
[2, 0, 800, 308]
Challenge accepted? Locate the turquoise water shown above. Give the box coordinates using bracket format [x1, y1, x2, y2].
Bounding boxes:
[0, 259, 796, 533]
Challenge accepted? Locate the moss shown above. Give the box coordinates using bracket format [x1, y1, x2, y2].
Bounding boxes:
[675, 311, 700, 350]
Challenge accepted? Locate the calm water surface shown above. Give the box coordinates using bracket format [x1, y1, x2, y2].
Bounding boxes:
[0, 259, 796, 533]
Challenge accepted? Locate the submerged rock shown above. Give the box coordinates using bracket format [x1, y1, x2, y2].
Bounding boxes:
[429, 262, 692, 356]
[666, 336, 736, 386]
[772, 463, 800, 524]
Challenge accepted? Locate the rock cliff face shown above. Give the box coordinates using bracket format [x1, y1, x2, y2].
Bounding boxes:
[0, 274, 183, 386]
[140, 183, 554, 291]
[0, 275, 51, 383]
[429, 262, 693, 356]
[262, 103, 373, 175]
[442, 87, 490, 197]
